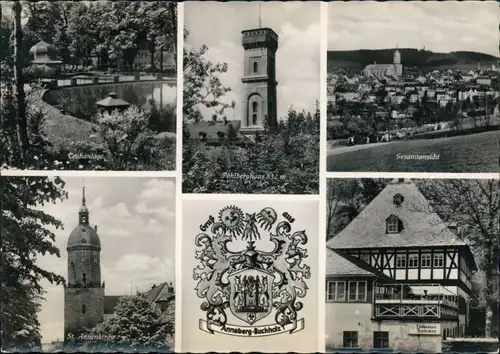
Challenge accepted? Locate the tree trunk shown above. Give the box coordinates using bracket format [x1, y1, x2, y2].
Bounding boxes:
[160, 47, 163, 72]
[13, 1, 28, 166]
[149, 44, 155, 71]
[169, 2, 177, 72]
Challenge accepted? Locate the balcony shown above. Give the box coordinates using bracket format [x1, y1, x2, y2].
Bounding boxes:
[374, 283, 459, 320]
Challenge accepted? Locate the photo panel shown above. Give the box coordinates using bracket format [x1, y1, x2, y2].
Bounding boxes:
[0, 1, 177, 172]
[325, 177, 499, 353]
[326, 1, 500, 173]
[181, 198, 319, 352]
[182, 1, 321, 194]
[1, 176, 176, 352]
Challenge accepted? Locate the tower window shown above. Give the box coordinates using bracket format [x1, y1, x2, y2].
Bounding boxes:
[253, 61, 258, 73]
[81, 304, 86, 314]
[82, 273, 87, 285]
[252, 101, 258, 125]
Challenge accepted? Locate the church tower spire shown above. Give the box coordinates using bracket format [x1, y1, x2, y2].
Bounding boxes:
[79, 185, 89, 225]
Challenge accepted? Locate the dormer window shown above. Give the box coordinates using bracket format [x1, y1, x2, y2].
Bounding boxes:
[393, 193, 404, 206]
[386, 215, 403, 234]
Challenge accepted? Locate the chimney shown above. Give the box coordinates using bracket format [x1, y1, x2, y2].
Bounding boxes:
[223, 116, 227, 125]
[211, 114, 217, 123]
[94, 225, 98, 232]
[151, 284, 156, 289]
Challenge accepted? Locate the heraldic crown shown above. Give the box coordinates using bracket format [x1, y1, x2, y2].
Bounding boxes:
[193, 206, 311, 333]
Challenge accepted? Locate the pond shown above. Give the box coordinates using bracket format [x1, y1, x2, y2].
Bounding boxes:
[43, 81, 177, 133]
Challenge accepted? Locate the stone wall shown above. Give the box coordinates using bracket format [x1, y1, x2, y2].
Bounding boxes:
[64, 286, 105, 340]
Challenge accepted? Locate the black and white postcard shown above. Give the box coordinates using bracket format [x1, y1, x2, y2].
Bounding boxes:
[1, 176, 176, 352]
[182, 1, 320, 194]
[326, 1, 500, 173]
[325, 178, 499, 353]
[0, 1, 177, 171]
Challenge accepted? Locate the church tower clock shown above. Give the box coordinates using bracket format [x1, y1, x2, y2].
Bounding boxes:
[240, 27, 279, 134]
[64, 186, 104, 341]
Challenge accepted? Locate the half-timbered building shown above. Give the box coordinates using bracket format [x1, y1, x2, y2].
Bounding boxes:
[325, 179, 478, 352]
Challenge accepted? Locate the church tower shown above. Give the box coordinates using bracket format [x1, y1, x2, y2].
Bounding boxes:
[64, 186, 104, 341]
[393, 45, 403, 77]
[240, 27, 279, 134]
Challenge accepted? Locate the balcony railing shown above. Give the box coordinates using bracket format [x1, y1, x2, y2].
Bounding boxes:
[373, 283, 459, 320]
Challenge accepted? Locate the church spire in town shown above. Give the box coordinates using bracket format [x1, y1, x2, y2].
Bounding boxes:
[79, 181, 89, 225]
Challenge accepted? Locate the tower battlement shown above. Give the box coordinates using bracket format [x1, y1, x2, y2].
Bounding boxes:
[241, 28, 279, 52]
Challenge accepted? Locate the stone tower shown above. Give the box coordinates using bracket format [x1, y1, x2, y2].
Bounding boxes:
[64, 186, 104, 341]
[393, 46, 403, 77]
[240, 27, 279, 134]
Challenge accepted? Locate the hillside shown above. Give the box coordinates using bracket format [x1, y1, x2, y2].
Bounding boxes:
[327, 48, 499, 69]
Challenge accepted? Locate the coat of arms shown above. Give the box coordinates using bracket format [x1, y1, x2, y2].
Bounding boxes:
[193, 206, 310, 337]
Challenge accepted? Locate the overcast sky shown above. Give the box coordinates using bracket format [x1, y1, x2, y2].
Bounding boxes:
[185, 1, 320, 120]
[328, 1, 499, 57]
[36, 177, 176, 343]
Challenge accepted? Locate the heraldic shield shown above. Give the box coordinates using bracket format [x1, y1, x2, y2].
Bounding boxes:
[228, 268, 274, 325]
[194, 205, 310, 337]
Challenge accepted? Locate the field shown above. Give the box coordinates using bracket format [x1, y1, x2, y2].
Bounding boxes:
[327, 130, 499, 173]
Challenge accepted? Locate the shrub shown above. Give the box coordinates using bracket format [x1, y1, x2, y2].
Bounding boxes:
[183, 110, 320, 194]
[22, 65, 59, 81]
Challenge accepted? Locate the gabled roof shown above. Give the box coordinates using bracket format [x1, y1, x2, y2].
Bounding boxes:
[326, 248, 390, 278]
[327, 179, 468, 250]
[143, 282, 175, 304]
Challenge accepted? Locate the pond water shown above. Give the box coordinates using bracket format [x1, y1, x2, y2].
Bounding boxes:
[43, 81, 177, 132]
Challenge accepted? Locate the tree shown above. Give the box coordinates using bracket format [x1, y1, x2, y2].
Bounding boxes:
[1, 176, 67, 350]
[183, 106, 320, 194]
[12, 0, 28, 166]
[88, 294, 173, 350]
[183, 41, 231, 120]
[326, 179, 388, 239]
[418, 179, 500, 338]
[137, 2, 176, 71]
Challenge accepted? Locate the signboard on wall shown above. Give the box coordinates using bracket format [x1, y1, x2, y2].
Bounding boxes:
[409, 323, 441, 336]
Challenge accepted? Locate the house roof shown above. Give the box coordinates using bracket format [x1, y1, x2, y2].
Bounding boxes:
[327, 178, 469, 250]
[103, 283, 174, 316]
[364, 64, 395, 71]
[143, 282, 175, 304]
[326, 248, 390, 278]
